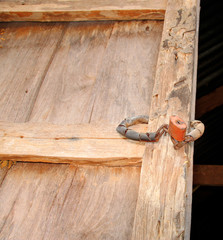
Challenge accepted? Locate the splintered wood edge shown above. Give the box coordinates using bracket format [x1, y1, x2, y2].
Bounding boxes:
[0, 1, 166, 22]
[131, 0, 200, 239]
[185, 2, 200, 239]
[0, 122, 147, 167]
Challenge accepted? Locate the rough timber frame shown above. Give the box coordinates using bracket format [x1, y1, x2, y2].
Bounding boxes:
[132, 0, 200, 239]
[0, 0, 200, 239]
[0, 0, 166, 22]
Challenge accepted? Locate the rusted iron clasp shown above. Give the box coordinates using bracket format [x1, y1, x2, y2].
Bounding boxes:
[116, 115, 205, 150]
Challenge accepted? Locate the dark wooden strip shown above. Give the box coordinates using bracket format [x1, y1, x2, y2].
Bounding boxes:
[194, 165, 223, 186]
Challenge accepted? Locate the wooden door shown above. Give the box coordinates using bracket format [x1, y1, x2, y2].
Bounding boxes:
[0, 0, 200, 239]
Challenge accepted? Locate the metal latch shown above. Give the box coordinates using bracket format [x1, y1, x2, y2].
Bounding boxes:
[116, 115, 205, 150]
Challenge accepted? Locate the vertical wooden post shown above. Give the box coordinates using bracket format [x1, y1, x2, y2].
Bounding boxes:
[131, 0, 200, 239]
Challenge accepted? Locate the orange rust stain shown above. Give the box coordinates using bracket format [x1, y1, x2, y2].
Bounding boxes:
[15, 27, 31, 37]
[0, 12, 33, 21]
[14, 24, 49, 38]
[0, 13, 13, 21]
[85, 10, 103, 19]
[14, 12, 33, 18]
[0, 28, 6, 48]
[42, 12, 73, 21]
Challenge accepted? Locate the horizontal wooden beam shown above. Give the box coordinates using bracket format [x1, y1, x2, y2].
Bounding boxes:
[0, 121, 148, 139]
[193, 165, 223, 186]
[0, 122, 147, 166]
[0, 0, 166, 22]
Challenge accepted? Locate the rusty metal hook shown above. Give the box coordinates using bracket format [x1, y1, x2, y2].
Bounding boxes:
[116, 115, 205, 149]
[116, 115, 168, 142]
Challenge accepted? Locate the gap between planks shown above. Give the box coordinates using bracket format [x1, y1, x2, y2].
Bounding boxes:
[24, 23, 69, 122]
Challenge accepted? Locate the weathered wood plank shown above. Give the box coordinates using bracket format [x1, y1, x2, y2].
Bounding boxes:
[0, 163, 140, 239]
[29, 20, 163, 124]
[0, 121, 148, 139]
[193, 165, 223, 186]
[0, 136, 144, 166]
[29, 21, 114, 124]
[90, 21, 163, 124]
[185, 2, 200, 238]
[0, 22, 65, 122]
[0, 167, 8, 186]
[0, 121, 148, 166]
[132, 0, 200, 239]
[0, 20, 157, 239]
[0, 0, 167, 22]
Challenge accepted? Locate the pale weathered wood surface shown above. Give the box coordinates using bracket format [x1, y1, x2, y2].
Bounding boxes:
[132, 0, 199, 239]
[0, 122, 147, 166]
[0, 163, 141, 240]
[89, 21, 163, 124]
[0, 22, 65, 122]
[0, 166, 8, 185]
[0, 21, 163, 168]
[185, 2, 200, 238]
[0, 20, 163, 239]
[0, 134, 145, 166]
[0, 0, 166, 22]
[29, 20, 163, 124]
[29, 21, 114, 124]
[0, 121, 148, 139]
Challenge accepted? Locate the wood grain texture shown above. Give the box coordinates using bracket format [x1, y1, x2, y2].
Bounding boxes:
[0, 121, 148, 139]
[0, 20, 164, 239]
[0, 163, 140, 240]
[0, 22, 65, 122]
[131, 0, 200, 239]
[0, 135, 145, 166]
[90, 21, 163, 124]
[0, 167, 8, 186]
[185, 3, 200, 238]
[0, 122, 148, 166]
[0, 0, 166, 22]
[29, 21, 114, 124]
[30, 20, 163, 125]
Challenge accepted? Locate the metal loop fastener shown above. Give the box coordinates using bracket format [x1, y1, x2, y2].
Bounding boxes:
[116, 115, 168, 142]
[116, 115, 205, 150]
